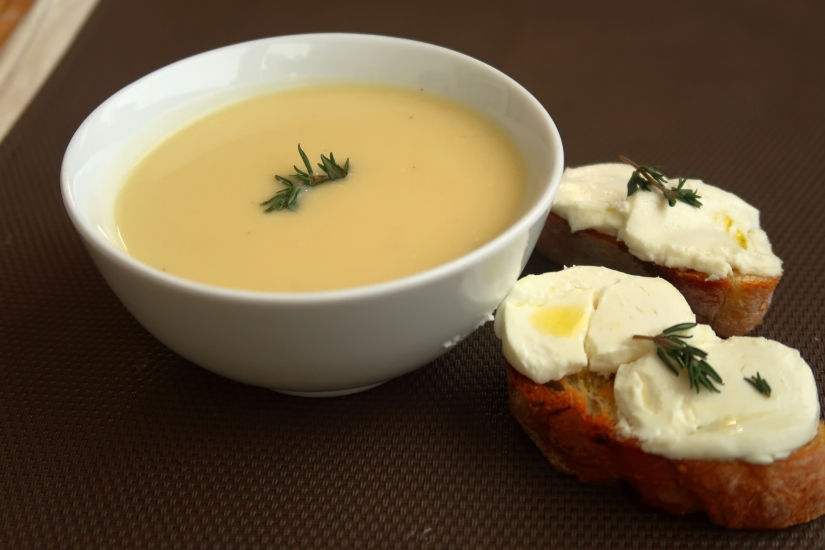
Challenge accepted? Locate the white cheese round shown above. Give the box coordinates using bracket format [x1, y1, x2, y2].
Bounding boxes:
[614, 327, 821, 464]
[552, 163, 783, 278]
[586, 276, 695, 372]
[551, 163, 632, 236]
[494, 266, 694, 383]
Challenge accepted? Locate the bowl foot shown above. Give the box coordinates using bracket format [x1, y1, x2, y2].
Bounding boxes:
[275, 381, 386, 398]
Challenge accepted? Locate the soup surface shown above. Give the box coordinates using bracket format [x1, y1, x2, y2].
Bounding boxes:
[115, 84, 526, 292]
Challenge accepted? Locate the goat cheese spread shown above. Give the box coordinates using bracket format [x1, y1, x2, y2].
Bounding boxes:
[551, 163, 783, 279]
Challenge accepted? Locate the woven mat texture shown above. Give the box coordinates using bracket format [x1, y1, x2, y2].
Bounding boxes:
[2, 0, 825, 547]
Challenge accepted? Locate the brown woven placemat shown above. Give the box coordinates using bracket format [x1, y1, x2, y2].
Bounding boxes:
[2, 0, 825, 547]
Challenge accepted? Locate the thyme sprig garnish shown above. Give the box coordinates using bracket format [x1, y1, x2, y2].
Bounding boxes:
[619, 155, 702, 208]
[261, 144, 350, 212]
[744, 372, 772, 397]
[633, 322, 723, 394]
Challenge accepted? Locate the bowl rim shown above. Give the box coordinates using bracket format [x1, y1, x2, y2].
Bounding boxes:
[61, 32, 564, 305]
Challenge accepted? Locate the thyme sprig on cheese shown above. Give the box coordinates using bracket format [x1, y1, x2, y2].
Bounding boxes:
[745, 372, 772, 397]
[261, 144, 350, 212]
[620, 155, 702, 208]
[633, 323, 723, 393]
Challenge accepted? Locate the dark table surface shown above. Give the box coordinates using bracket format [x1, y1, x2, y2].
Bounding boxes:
[3, 0, 825, 547]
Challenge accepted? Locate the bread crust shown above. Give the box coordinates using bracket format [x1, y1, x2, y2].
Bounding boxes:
[536, 212, 780, 337]
[507, 363, 825, 529]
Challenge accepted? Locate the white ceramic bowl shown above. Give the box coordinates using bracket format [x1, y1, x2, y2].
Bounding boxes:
[61, 33, 564, 396]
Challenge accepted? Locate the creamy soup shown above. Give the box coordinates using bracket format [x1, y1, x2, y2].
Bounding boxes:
[115, 84, 526, 292]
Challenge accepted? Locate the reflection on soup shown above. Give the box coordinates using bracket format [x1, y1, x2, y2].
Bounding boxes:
[115, 84, 526, 292]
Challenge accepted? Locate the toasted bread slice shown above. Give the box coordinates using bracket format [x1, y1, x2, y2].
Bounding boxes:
[536, 212, 781, 337]
[507, 363, 825, 529]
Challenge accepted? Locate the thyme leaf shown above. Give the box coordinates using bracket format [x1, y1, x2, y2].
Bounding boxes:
[261, 144, 350, 212]
[744, 372, 772, 397]
[633, 322, 723, 394]
[620, 155, 702, 208]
